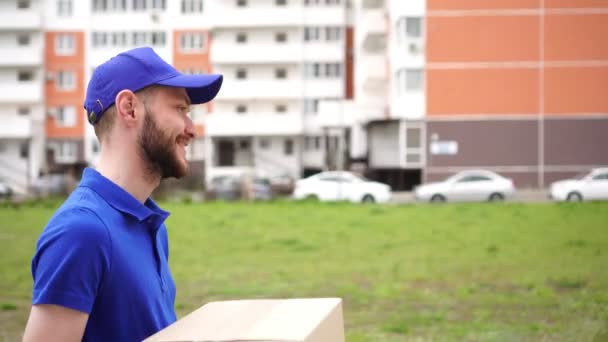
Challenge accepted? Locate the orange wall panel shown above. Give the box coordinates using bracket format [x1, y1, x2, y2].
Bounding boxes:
[427, 68, 539, 115]
[546, 0, 608, 8]
[428, 0, 539, 10]
[44, 31, 86, 139]
[545, 67, 608, 114]
[172, 30, 212, 71]
[427, 16, 540, 62]
[544, 14, 608, 61]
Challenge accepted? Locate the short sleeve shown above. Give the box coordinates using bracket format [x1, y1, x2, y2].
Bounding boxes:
[31, 207, 112, 314]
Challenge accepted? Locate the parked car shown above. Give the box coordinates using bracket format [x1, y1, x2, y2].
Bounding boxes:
[549, 167, 608, 201]
[293, 171, 392, 204]
[206, 175, 272, 201]
[0, 180, 13, 199]
[414, 169, 515, 203]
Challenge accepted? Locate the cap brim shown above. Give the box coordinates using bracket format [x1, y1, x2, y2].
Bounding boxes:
[156, 74, 223, 104]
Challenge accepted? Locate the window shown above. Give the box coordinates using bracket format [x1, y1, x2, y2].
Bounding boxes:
[397, 69, 423, 94]
[304, 26, 341, 42]
[55, 34, 75, 55]
[239, 140, 249, 149]
[406, 127, 421, 148]
[180, 32, 205, 52]
[397, 17, 423, 44]
[236, 0, 247, 7]
[275, 68, 287, 79]
[17, 34, 30, 46]
[284, 139, 294, 156]
[56, 106, 76, 127]
[181, 0, 203, 13]
[405, 69, 423, 91]
[57, 0, 73, 16]
[325, 27, 342, 41]
[303, 98, 318, 114]
[17, 0, 30, 9]
[275, 104, 287, 113]
[236, 104, 247, 113]
[18, 71, 33, 81]
[56, 141, 77, 161]
[57, 71, 76, 90]
[458, 175, 491, 183]
[236, 68, 247, 79]
[20, 143, 29, 159]
[110, 0, 127, 11]
[592, 173, 608, 181]
[275, 32, 287, 43]
[151, 32, 166, 46]
[18, 107, 30, 115]
[304, 27, 320, 41]
[94, 32, 108, 47]
[304, 63, 341, 79]
[315, 136, 322, 150]
[133, 0, 147, 10]
[259, 139, 270, 149]
[236, 32, 247, 43]
[276, 0, 286, 5]
[151, 0, 166, 10]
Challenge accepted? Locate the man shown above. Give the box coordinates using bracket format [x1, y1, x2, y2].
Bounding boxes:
[23, 47, 223, 341]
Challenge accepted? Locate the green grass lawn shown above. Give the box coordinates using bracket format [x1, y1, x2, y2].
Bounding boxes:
[1, 200, 607, 341]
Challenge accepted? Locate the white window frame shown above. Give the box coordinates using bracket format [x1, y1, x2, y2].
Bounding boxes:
[55, 34, 75, 56]
[55, 106, 77, 127]
[180, 32, 206, 53]
[57, 0, 73, 16]
[57, 71, 76, 91]
[181, 0, 203, 13]
[396, 68, 424, 94]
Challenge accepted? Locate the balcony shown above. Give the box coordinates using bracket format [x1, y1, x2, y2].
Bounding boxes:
[0, 46, 43, 67]
[0, 115, 32, 138]
[210, 6, 346, 28]
[359, 54, 387, 91]
[217, 79, 344, 100]
[205, 112, 304, 137]
[0, 82, 43, 103]
[0, 11, 41, 30]
[317, 100, 386, 127]
[211, 43, 344, 64]
[359, 9, 387, 53]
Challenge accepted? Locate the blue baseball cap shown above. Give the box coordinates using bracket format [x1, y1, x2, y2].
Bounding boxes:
[84, 46, 223, 125]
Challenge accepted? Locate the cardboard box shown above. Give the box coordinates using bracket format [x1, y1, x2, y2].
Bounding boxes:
[144, 297, 345, 342]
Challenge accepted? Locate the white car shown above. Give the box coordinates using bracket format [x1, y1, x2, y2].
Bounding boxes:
[549, 168, 608, 201]
[415, 170, 515, 203]
[0, 180, 13, 199]
[293, 171, 392, 204]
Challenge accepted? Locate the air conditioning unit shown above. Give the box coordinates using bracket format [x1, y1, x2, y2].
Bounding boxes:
[408, 42, 423, 55]
[150, 11, 161, 23]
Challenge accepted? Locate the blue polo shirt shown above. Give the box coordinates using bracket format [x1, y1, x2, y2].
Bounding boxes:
[31, 168, 177, 341]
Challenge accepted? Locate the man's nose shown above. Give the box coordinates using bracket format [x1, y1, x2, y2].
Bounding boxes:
[185, 116, 196, 138]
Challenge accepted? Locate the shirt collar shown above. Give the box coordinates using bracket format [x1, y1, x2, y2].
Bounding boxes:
[79, 167, 170, 224]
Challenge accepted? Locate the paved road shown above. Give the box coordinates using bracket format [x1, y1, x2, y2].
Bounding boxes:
[391, 189, 551, 204]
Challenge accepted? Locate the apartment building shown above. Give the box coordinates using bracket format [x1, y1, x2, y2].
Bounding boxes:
[0, 0, 46, 193]
[204, 0, 353, 182]
[321, 0, 608, 190]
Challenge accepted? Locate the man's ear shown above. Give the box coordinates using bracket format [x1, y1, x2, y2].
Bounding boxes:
[115, 90, 138, 126]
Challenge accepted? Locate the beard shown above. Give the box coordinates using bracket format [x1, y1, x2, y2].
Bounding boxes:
[138, 109, 189, 180]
